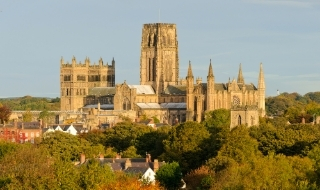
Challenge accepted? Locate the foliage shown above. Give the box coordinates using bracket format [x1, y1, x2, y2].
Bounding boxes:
[161, 121, 210, 173]
[102, 172, 162, 190]
[53, 159, 80, 189]
[155, 162, 182, 190]
[184, 165, 214, 190]
[0, 145, 58, 189]
[136, 128, 170, 159]
[39, 109, 55, 124]
[22, 108, 33, 122]
[0, 104, 11, 124]
[250, 124, 320, 156]
[79, 159, 115, 190]
[78, 129, 106, 146]
[0, 96, 60, 111]
[202, 108, 230, 131]
[105, 124, 153, 152]
[0, 141, 17, 159]
[40, 131, 92, 161]
[122, 146, 141, 158]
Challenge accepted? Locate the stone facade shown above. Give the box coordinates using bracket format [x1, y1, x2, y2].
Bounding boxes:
[59, 23, 265, 127]
[140, 23, 179, 94]
[60, 56, 115, 111]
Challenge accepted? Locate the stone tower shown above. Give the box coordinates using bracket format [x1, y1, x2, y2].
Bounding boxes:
[140, 23, 179, 94]
[60, 56, 115, 111]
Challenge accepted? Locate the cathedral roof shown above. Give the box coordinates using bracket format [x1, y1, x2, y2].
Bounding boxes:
[128, 85, 155, 94]
[160, 103, 186, 109]
[136, 103, 161, 109]
[163, 85, 186, 95]
[238, 83, 257, 90]
[88, 87, 116, 96]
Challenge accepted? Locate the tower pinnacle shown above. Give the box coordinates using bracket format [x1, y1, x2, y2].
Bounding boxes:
[237, 63, 245, 84]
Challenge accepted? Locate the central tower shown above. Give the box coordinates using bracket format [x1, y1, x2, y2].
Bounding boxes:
[140, 23, 179, 94]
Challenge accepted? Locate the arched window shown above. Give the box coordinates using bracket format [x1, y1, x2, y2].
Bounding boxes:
[238, 115, 242, 125]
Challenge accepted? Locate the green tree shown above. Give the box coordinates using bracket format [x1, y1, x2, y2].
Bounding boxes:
[136, 127, 170, 159]
[105, 124, 153, 152]
[53, 159, 80, 189]
[202, 108, 230, 131]
[162, 121, 210, 173]
[39, 109, 55, 124]
[155, 162, 182, 190]
[0, 141, 17, 159]
[79, 159, 115, 190]
[40, 131, 92, 161]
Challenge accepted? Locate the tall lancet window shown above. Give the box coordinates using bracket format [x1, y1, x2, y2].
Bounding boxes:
[238, 115, 242, 125]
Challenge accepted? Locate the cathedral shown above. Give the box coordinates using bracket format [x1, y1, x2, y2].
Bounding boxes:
[60, 23, 265, 127]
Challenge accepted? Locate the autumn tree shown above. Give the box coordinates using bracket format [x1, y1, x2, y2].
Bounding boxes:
[0, 145, 58, 189]
[0, 104, 11, 124]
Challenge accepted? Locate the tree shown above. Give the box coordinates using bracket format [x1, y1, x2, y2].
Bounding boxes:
[79, 159, 115, 190]
[155, 162, 182, 190]
[39, 110, 55, 125]
[136, 128, 170, 159]
[40, 131, 92, 161]
[0, 145, 58, 189]
[105, 124, 153, 152]
[0, 141, 17, 159]
[202, 108, 230, 131]
[22, 108, 33, 122]
[162, 121, 210, 173]
[0, 104, 11, 124]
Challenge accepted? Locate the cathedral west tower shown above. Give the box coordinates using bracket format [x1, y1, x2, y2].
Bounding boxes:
[140, 23, 179, 94]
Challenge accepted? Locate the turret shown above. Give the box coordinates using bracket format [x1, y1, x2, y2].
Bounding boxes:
[99, 57, 103, 66]
[60, 56, 64, 65]
[112, 57, 115, 67]
[258, 63, 265, 116]
[72, 56, 76, 67]
[237, 63, 245, 84]
[207, 59, 215, 110]
[186, 61, 194, 121]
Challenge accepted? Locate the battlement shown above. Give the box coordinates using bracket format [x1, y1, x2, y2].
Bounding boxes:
[60, 56, 115, 68]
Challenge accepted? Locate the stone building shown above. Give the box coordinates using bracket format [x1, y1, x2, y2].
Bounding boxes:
[60, 23, 265, 127]
[60, 56, 115, 111]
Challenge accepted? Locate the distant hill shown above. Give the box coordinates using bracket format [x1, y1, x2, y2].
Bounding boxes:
[0, 96, 60, 111]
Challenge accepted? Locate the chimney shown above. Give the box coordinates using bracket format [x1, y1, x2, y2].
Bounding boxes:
[302, 117, 305, 124]
[154, 159, 159, 172]
[80, 153, 86, 164]
[146, 154, 151, 162]
[125, 158, 132, 169]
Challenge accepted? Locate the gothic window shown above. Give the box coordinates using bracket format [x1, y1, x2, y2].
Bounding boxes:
[162, 35, 166, 46]
[233, 96, 240, 106]
[64, 75, 71, 81]
[66, 89, 69, 96]
[238, 115, 242, 125]
[77, 75, 86, 81]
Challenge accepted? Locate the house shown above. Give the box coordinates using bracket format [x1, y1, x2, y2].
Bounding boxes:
[43, 124, 88, 136]
[78, 153, 164, 184]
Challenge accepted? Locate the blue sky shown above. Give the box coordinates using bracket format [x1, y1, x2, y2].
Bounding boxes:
[0, 0, 319, 98]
